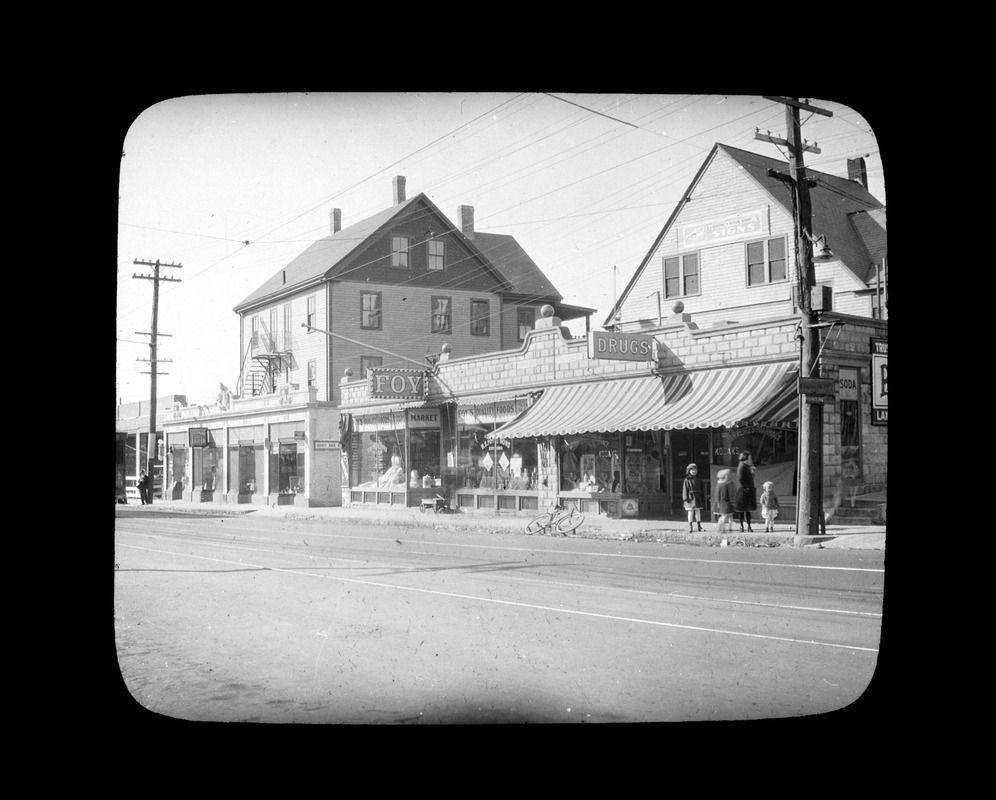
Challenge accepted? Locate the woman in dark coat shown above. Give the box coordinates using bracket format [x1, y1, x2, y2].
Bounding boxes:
[734, 451, 757, 532]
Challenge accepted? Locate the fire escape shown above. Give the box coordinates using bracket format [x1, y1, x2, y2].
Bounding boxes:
[238, 324, 292, 397]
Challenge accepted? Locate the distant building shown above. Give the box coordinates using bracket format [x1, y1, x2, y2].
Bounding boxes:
[115, 395, 187, 501]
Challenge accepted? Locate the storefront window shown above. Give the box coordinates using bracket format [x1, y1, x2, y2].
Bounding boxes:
[229, 426, 265, 493]
[270, 441, 306, 494]
[838, 367, 861, 482]
[353, 415, 406, 489]
[192, 429, 222, 492]
[456, 398, 533, 490]
[408, 429, 441, 487]
[714, 424, 798, 498]
[560, 433, 621, 493]
[619, 431, 662, 495]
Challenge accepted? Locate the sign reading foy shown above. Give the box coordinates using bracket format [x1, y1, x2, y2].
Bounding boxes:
[369, 368, 428, 400]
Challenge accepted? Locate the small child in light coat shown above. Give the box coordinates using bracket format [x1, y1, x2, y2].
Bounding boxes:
[760, 480, 780, 532]
[682, 463, 705, 532]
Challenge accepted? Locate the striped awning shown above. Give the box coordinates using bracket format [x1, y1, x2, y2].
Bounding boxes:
[487, 362, 796, 439]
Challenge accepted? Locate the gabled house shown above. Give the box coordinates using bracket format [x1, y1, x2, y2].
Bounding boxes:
[160, 176, 592, 508]
[605, 144, 887, 330]
[233, 176, 592, 405]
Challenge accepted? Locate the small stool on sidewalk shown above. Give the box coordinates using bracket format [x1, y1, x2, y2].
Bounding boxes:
[420, 494, 448, 513]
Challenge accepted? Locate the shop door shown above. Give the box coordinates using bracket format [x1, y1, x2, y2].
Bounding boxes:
[670, 430, 711, 513]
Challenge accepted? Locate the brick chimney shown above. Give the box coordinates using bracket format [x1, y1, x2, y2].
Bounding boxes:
[330, 208, 341, 235]
[458, 205, 475, 238]
[847, 157, 868, 189]
[393, 175, 406, 205]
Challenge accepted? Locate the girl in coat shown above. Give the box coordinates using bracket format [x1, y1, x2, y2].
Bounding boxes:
[734, 451, 757, 532]
[760, 480, 780, 532]
[714, 469, 736, 534]
[682, 463, 705, 532]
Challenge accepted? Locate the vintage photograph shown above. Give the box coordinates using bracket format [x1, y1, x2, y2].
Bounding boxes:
[115, 92, 887, 725]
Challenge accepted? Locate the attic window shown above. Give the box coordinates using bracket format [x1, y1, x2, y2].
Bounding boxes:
[391, 235, 409, 268]
[428, 239, 444, 270]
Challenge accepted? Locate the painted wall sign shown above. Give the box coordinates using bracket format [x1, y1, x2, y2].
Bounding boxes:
[369, 368, 428, 400]
[870, 338, 888, 425]
[354, 413, 405, 433]
[587, 330, 656, 362]
[188, 427, 209, 448]
[678, 207, 767, 249]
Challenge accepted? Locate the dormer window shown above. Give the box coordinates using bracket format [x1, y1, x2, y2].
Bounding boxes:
[391, 235, 409, 268]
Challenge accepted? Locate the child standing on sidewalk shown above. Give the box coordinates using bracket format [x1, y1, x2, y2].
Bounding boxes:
[714, 469, 736, 535]
[682, 463, 705, 532]
[760, 480, 780, 532]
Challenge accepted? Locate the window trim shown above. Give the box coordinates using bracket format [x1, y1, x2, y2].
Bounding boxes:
[431, 295, 452, 334]
[745, 235, 789, 288]
[516, 306, 535, 342]
[306, 295, 316, 333]
[391, 235, 410, 269]
[470, 298, 491, 337]
[360, 291, 382, 330]
[663, 251, 701, 299]
[427, 238, 445, 271]
[306, 359, 317, 389]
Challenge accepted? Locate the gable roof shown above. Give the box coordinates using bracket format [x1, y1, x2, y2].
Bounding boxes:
[603, 142, 886, 326]
[469, 231, 564, 302]
[234, 193, 516, 312]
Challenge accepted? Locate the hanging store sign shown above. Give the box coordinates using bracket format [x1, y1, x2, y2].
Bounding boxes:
[369, 368, 428, 400]
[354, 414, 405, 433]
[188, 427, 209, 448]
[407, 408, 440, 429]
[587, 330, 656, 362]
[458, 397, 530, 426]
[798, 376, 835, 397]
[678, 207, 767, 249]
[870, 338, 888, 425]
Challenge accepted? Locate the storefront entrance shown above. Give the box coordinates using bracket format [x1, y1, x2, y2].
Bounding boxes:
[669, 430, 712, 515]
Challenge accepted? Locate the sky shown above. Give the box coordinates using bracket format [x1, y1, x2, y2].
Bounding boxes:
[116, 92, 885, 407]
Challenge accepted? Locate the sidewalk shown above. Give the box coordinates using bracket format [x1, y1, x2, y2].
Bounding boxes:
[118, 499, 886, 550]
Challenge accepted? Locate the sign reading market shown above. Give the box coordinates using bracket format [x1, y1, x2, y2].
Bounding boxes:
[588, 330, 656, 362]
[369, 368, 429, 400]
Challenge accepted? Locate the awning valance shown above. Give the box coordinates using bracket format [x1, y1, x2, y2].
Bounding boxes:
[487, 362, 796, 439]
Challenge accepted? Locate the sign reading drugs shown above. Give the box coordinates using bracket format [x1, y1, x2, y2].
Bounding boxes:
[588, 330, 656, 362]
[369, 368, 428, 400]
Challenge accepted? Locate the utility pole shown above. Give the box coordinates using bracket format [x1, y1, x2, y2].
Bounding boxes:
[133, 259, 182, 503]
[756, 97, 833, 539]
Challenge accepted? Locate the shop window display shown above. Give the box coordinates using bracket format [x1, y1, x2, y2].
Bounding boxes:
[228, 443, 263, 493]
[560, 434, 622, 493]
[355, 427, 407, 489]
[408, 429, 441, 488]
[714, 425, 798, 497]
[270, 441, 306, 494]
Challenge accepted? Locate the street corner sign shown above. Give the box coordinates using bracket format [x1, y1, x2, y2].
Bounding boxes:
[369, 368, 429, 400]
[588, 330, 656, 362]
[870, 338, 888, 425]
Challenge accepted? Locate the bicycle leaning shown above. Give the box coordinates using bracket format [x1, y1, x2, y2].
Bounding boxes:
[524, 503, 585, 536]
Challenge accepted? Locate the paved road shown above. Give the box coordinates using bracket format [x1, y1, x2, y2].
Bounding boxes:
[114, 508, 884, 724]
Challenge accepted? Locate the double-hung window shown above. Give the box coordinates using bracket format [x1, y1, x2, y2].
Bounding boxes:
[470, 299, 490, 336]
[360, 291, 382, 330]
[391, 235, 409, 268]
[746, 236, 787, 286]
[517, 306, 535, 342]
[306, 360, 316, 388]
[306, 295, 316, 332]
[282, 303, 292, 351]
[431, 296, 452, 334]
[427, 239, 444, 270]
[664, 252, 699, 298]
